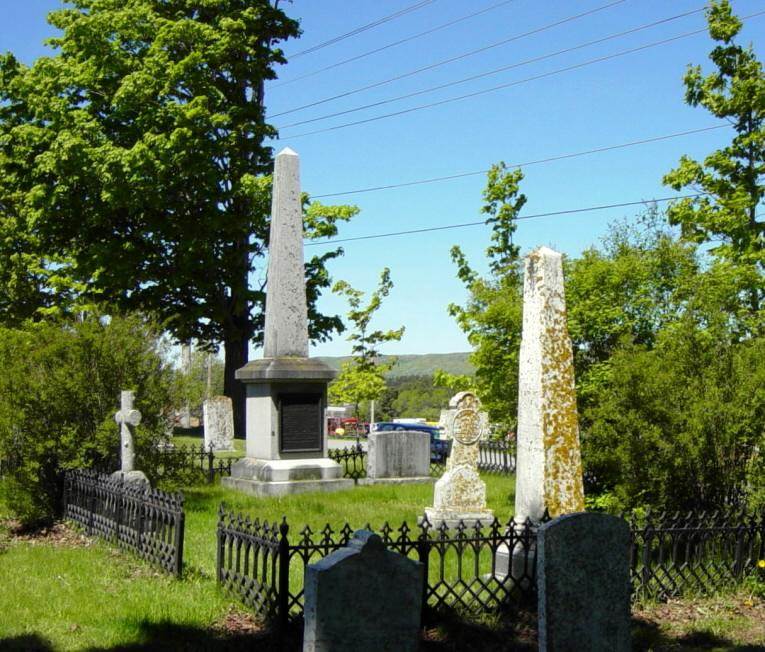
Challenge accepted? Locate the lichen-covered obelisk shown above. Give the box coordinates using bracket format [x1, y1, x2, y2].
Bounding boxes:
[515, 246, 584, 522]
[498, 247, 585, 579]
[222, 148, 352, 497]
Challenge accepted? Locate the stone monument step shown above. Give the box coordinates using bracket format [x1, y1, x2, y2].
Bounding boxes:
[230, 457, 343, 483]
[221, 476, 354, 497]
[357, 476, 435, 486]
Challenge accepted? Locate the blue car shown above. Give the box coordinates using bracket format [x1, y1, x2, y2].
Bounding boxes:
[372, 422, 452, 463]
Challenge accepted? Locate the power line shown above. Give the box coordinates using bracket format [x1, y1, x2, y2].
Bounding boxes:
[275, 7, 705, 129]
[287, 0, 437, 59]
[305, 194, 706, 247]
[271, 0, 519, 90]
[280, 12, 765, 140]
[269, 0, 629, 118]
[311, 125, 729, 199]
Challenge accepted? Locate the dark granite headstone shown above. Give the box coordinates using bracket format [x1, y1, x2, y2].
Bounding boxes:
[279, 393, 322, 453]
[537, 512, 631, 652]
[303, 530, 423, 652]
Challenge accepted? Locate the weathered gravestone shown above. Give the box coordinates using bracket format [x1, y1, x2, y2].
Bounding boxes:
[537, 513, 631, 652]
[359, 429, 432, 485]
[497, 247, 585, 577]
[113, 390, 149, 485]
[438, 398, 489, 442]
[303, 530, 423, 652]
[203, 395, 235, 452]
[423, 392, 493, 528]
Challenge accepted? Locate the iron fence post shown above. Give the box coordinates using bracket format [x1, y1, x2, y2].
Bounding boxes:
[207, 446, 215, 484]
[174, 496, 185, 578]
[114, 476, 123, 543]
[278, 518, 290, 635]
[417, 531, 430, 620]
[216, 510, 224, 584]
[87, 477, 96, 536]
[137, 489, 146, 555]
[641, 523, 652, 595]
[62, 472, 69, 518]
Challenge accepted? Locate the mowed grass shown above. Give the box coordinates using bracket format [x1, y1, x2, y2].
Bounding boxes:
[1, 486, 240, 651]
[0, 474, 515, 650]
[183, 474, 517, 576]
[0, 536, 235, 651]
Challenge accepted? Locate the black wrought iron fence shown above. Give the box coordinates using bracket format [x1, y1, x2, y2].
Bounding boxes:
[328, 439, 515, 482]
[217, 506, 765, 627]
[217, 506, 539, 628]
[326, 445, 367, 481]
[63, 469, 185, 577]
[139, 443, 239, 484]
[629, 509, 765, 601]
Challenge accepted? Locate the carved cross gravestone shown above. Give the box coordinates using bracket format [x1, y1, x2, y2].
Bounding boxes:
[113, 390, 148, 485]
[423, 392, 493, 529]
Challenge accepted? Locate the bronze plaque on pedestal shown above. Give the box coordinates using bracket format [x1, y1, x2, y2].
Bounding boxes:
[279, 393, 323, 453]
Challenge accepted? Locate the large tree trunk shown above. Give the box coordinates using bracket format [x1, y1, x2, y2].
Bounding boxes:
[224, 332, 248, 439]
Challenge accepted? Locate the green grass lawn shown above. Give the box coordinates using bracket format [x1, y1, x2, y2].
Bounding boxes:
[2, 475, 764, 651]
[0, 474, 516, 651]
[0, 532, 236, 651]
[182, 474, 517, 576]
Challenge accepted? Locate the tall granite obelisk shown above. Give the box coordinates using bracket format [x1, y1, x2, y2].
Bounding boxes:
[222, 148, 352, 497]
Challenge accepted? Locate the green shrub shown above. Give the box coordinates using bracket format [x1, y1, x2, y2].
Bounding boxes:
[0, 314, 173, 525]
[582, 322, 765, 512]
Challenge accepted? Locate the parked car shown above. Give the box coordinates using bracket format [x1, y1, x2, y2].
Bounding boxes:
[372, 422, 451, 463]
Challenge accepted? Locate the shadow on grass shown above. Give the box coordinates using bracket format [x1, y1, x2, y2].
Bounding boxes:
[3, 613, 758, 651]
[0, 634, 56, 651]
[0, 623, 293, 652]
[631, 615, 762, 651]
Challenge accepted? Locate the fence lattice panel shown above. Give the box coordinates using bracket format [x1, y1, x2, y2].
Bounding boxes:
[217, 506, 539, 626]
[629, 510, 765, 601]
[64, 469, 185, 577]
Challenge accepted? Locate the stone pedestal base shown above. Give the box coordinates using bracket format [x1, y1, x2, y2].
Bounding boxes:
[494, 542, 537, 587]
[421, 508, 494, 531]
[358, 476, 435, 487]
[221, 457, 354, 497]
[111, 470, 150, 486]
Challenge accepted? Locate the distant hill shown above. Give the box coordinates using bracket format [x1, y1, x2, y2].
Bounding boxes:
[316, 352, 474, 378]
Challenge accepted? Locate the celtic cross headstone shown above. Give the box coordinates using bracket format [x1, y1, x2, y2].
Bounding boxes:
[113, 390, 148, 484]
[423, 391, 493, 529]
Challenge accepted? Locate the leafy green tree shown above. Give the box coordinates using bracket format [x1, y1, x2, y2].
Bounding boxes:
[565, 212, 699, 409]
[445, 162, 524, 429]
[0, 0, 355, 436]
[0, 314, 174, 525]
[389, 376, 452, 422]
[663, 0, 764, 329]
[432, 369, 474, 394]
[329, 269, 404, 419]
[173, 347, 225, 420]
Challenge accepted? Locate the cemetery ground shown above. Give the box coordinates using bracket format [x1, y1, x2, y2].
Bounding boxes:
[2, 476, 764, 651]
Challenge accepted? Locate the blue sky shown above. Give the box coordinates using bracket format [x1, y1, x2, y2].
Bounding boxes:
[4, 1, 764, 357]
